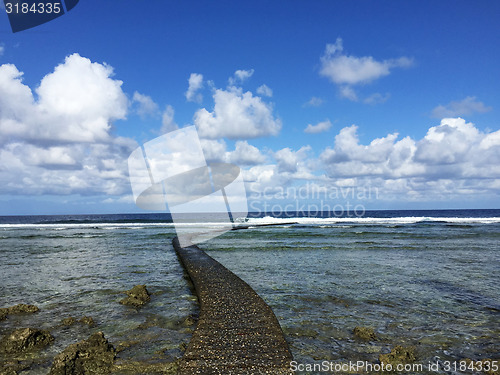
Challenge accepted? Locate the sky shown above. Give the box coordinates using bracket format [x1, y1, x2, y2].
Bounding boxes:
[0, 0, 499, 215]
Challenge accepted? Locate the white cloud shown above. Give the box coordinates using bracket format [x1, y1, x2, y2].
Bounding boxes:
[318, 118, 500, 201]
[132, 91, 159, 117]
[339, 86, 358, 101]
[199, 139, 266, 167]
[256, 84, 273, 97]
[160, 105, 178, 134]
[226, 140, 267, 166]
[320, 38, 413, 85]
[0, 45, 4, 56]
[0, 54, 128, 144]
[0, 55, 136, 197]
[274, 146, 312, 174]
[194, 86, 281, 139]
[319, 38, 412, 102]
[185, 73, 203, 103]
[200, 138, 227, 163]
[431, 96, 492, 118]
[228, 69, 254, 85]
[304, 119, 332, 134]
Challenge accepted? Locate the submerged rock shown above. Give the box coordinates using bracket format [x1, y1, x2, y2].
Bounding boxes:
[61, 316, 96, 327]
[49, 331, 116, 375]
[6, 304, 39, 314]
[353, 326, 377, 341]
[62, 317, 77, 326]
[79, 316, 95, 327]
[379, 345, 416, 366]
[0, 304, 39, 321]
[119, 285, 151, 308]
[0, 328, 54, 354]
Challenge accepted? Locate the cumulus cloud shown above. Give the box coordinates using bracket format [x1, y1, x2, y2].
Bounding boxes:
[227, 140, 267, 166]
[318, 118, 500, 200]
[194, 86, 281, 139]
[132, 91, 159, 117]
[199, 138, 227, 163]
[199, 139, 266, 167]
[0, 54, 136, 196]
[0, 54, 128, 145]
[320, 38, 413, 85]
[320, 38, 412, 102]
[431, 96, 492, 118]
[274, 146, 312, 174]
[228, 69, 254, 85]
[160, 104, 178, 134]
[304, 119, 332, 134]
[256, 84, 273, 97]
[185, 73, 203, 103]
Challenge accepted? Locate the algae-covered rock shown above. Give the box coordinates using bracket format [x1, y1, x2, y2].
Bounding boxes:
[79, 316, 95, 327]
[0, 304, 39, 321]
[0, 360, 31, 374]
[62, 317, 77, 326]
[0, 328, 54, 354]
[119, 285, 151, 308]
[353, 326, 377, 341]
[61, 316, 95, 327]
[49, 331, 116, 375]
[379, 345, 416, 367]
[6, 304, 39, 314]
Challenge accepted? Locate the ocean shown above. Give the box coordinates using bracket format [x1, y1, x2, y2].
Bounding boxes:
[0, 209, 499, 374]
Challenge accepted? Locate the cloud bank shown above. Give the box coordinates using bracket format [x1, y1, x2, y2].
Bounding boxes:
[0, 54, 135, 196]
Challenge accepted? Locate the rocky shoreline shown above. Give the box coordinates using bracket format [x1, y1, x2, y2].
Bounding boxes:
[2, 287, 498, 375]
[0, 285, 189, 375]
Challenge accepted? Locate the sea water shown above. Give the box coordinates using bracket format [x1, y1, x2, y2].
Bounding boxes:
[0, 210, 499, 374]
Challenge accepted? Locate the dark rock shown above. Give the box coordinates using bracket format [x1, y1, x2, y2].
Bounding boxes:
[0, 360, 31, 375]
[6, 304, 39, 314]
[379, 345, 416, 366]
[49, 331, 115, 375]
[61, 316, 95, 327]
[62, 317, 77, 326]
[353, 326, 377, 341]
[0, 304, 39, 321]
[119, 285, 150, 308]
[79, 316, 95, 327]
[0, 328, 54, 354]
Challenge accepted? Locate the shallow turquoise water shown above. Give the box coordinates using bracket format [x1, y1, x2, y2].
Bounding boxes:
[203, 221, 500, 373]
[0, 213, 499, 374]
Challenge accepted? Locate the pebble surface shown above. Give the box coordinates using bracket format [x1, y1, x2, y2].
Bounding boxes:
[173, 237, 294, 374]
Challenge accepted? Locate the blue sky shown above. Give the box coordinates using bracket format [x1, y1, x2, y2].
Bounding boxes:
[0, 0, 499, 214]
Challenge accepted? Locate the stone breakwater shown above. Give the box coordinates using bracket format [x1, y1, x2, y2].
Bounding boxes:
[172, 237, 294, 375]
